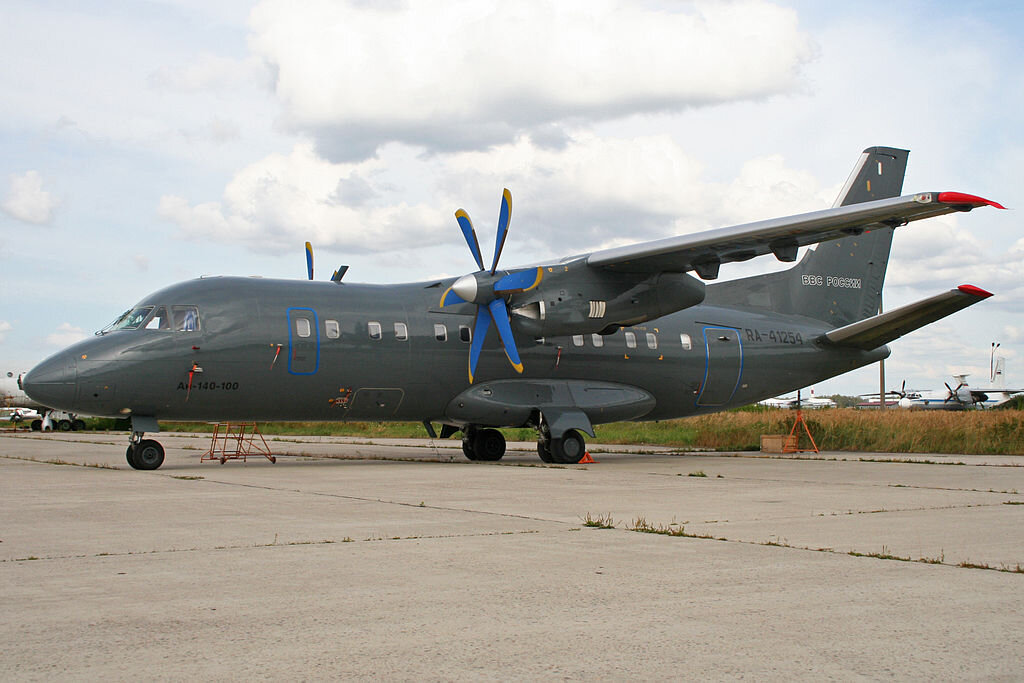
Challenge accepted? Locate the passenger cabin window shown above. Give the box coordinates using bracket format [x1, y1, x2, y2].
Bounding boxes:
[646, 333, 658, 350]
[591, 334, 604, 348]
[680, 333, 692, 350]
[325, 320, 340, 339]
[395, 322, 408, 341]
[368, 321, 382, 340]
[144, 307, 170, 330]
[459, 325, 471, 343]
[295, 317, 312, 338]
[434, 324, 447, 342]
[572, 335, 584, 347]
[624, 331, 637, 349]
[172, 306, 200, 332]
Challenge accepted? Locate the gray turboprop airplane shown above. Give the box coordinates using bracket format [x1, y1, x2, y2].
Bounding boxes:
[23, 147, 1004, 469]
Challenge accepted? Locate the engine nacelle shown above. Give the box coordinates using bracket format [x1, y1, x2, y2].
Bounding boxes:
[510, 260, 705, 338]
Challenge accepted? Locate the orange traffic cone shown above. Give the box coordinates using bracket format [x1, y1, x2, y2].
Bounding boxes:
[578, 452, 596, 464]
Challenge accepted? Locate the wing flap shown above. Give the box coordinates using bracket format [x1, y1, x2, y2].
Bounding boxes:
[587, 192, 1004, 276]
[820, 285, 993, 351]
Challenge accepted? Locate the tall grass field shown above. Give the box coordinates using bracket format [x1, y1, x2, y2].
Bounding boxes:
[150, 408, 1024, 455]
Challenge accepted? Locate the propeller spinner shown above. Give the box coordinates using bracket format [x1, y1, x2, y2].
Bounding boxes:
[439, 189, 543, 383]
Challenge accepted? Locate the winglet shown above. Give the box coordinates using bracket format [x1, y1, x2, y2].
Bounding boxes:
[937, 192, 1006, 210]
[957, 284, 993, 298]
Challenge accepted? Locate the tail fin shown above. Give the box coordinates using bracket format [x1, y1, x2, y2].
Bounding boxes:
[706, 146, 908, 327]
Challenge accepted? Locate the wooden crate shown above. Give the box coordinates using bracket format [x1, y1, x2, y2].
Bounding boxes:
[760, 434, 797, 453]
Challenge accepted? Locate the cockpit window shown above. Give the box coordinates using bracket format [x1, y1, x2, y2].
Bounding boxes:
[144, 307, 171, 331]
[172, 306, 200, 332]
[101, 306, 154, 333]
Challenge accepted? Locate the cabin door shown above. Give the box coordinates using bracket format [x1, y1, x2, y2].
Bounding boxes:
[696, 326, 742, 406]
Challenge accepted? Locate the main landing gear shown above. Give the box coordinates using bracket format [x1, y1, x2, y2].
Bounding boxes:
[536, 428, 586, 464]
[461, 427, 507, 461]
[126, 431, 165, 470]
[458, 423, 588, 464]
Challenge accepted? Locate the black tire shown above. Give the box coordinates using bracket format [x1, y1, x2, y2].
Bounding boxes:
[537, 439, 555, 463]
[130, 440, 165, 470]
[462, 438, 476, 460]
[126, 445, 139, 469]
[58, 419, 72, 431]
[472, 428, 506, 461]
[549, 430, 586, 464]
[31, 419, 42, 431]
[72, 419, 86, 431]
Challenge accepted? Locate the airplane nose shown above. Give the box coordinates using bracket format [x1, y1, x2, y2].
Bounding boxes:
[22, 353, 78, 411]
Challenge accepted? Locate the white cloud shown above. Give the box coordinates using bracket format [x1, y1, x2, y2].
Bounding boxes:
[2, 171, 57, 225]
[0, 321, 11, 343]
[45, 323, 87, 347]
[159, 134, 841, 262]
[249, 0, 815, 158]
[159, 142, 448, 253]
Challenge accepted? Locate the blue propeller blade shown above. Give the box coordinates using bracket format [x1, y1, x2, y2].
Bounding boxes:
[455, 210, 485, 271]
[488, 298, 523, 373]
[305, 242, 314, 280]
[468, 305, 493, 383]
[494, 267, 543, 294]
[490, 189, 512, 274]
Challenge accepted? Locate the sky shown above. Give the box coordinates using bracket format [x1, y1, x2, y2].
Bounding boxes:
[1, 0, 1022, 397]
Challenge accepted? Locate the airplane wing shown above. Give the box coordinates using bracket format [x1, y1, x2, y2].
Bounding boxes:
[820, 285, 992, 351]
[586, 192, 1004, 278]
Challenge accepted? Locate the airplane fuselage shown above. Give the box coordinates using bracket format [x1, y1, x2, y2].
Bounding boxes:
[30, 275, 885, 426]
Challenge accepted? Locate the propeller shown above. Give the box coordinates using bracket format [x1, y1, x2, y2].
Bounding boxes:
[304, 242, 348, 282]
[944, 381, 965, 404]
[439, 189, 543, 383]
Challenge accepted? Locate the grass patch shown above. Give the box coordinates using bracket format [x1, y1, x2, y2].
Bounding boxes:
[627, 516, 713, 538]
[582, 512, 616, 529]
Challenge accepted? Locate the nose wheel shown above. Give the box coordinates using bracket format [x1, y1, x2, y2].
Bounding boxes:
[126, 433, 165, 470]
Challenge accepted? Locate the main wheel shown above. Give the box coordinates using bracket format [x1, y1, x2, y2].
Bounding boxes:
[31, 419, 42, 431]
[58, 419, 72, 431]
[130, 439, 165, 470]
[472, 428, 506, 461]
[549, 430, 586, 464]
[537, 439, 555, 463]
[462, 427, 477, 460]
[72, 419, 86, 431]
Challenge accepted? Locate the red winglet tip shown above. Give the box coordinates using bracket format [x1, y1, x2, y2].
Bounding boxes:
[937, 192, 1006, 210]
[958, 284, 993, 298]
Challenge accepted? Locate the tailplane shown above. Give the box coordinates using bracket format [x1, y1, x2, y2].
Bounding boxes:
[706, 146, 908, 327]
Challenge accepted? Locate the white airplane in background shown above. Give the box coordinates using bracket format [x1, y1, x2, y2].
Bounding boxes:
[758, 389, 836, 409]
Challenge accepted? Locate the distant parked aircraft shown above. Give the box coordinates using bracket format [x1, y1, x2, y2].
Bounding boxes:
[861, 347, 1023, 410]
[759, 389, 836, 409]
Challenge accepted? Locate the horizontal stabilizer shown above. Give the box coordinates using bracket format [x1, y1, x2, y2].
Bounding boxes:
[821, 285, 992, 350]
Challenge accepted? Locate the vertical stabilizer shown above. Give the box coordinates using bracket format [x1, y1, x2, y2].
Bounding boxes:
[706, 147, 909, 327]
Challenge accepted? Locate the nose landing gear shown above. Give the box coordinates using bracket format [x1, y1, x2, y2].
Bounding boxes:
[126, 417, 165, 470]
